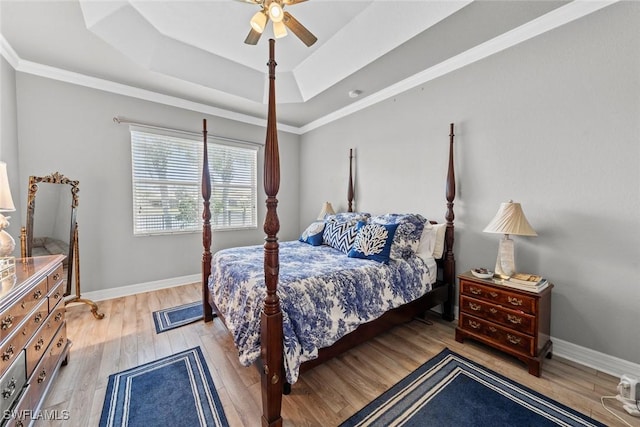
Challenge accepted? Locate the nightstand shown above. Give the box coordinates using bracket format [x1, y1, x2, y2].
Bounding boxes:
[455, 271, 553, 376]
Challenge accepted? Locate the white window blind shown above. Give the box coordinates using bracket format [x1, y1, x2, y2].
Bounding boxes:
[130, 128, 257, 235]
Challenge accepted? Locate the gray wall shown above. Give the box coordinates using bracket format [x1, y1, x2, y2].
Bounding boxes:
[14, 75, 300, 292]
[300, 3, 639, 364]
[1, 56, 22, 254]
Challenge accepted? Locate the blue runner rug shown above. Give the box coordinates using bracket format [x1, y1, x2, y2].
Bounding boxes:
[340, 348, 605, 427]
[152, 301, 202, 333]
[99, 347, 229, 427]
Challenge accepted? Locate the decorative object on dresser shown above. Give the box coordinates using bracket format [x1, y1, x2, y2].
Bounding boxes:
[455, 271, 553, 377]
[483, 200, 537, 278]
[21, 173, 104, 320]
[0, 255, 70, 426]
[0, 162, 16, 258]
[503, 273, 550, 292]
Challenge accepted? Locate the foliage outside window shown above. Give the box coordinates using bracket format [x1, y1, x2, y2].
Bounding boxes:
[130, 128, 257, 235]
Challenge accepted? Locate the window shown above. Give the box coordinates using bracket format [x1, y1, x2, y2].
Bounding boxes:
[130, 127, 258, 235]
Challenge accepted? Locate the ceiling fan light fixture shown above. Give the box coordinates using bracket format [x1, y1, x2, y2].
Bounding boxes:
[268, 2, 284, 23]
[273, 20, 288, 38]
[250, 10, 267, 33]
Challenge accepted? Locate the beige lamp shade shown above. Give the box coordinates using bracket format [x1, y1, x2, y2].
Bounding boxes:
[317, 202, 335, 220]
[483, 201, 537, 236]
[0, 162, 15, 212]
[483, 200, 536, 278]
[0, 162, 15, 257]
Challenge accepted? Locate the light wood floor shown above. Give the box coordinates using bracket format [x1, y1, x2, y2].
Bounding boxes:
[39, 283, 636, 426]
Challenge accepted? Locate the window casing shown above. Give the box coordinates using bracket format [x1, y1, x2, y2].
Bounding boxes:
[130, 128, 258, 235]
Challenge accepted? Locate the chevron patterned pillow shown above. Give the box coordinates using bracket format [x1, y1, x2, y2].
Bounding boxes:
[323, 220, 359, 253]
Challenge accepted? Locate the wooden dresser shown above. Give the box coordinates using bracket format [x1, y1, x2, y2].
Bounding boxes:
[0, 255, 70, 426]
[455, 271, 553, 376]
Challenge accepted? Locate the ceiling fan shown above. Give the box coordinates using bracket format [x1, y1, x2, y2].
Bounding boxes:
[240, 0, 317, 47]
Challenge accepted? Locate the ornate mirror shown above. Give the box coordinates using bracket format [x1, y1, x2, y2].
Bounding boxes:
[22, 172, 103, 319]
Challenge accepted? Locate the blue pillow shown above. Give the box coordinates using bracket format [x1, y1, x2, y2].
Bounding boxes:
[323, 220, 358, 253]
[299, 221, 325, 246]
[348, 222, 399, 264]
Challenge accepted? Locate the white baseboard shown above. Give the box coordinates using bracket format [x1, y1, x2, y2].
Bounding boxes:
[552, 337, 640, 379]
[79, 273, 200, 303]
[82, 281, 640, 379]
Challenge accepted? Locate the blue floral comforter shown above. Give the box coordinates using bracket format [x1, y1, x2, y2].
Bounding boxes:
[208, 240, 434, 383]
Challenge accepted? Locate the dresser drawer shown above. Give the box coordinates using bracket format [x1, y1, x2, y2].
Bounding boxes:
[0, 277, 48, 343]
[459, 313, 535, 356]
[460, 295, 535, 335]
[27, 323, 67, 411]
[48, 279, 65, 313]
[3, 384, 30, 427]
[0, 350, 26, 415]
[460, 279, 537, 315]
[24, 318, 59, 378]
[47, 263, 64, 292]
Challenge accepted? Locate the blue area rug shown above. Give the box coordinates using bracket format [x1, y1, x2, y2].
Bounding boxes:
[340, 348, 605, 427]
[99, 347, 229, 427]
[152, 301, 202, 333]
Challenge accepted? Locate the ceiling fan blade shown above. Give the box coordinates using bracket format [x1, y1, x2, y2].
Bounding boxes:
[283, 11, 317, 47]
[244, 28, 262, 45]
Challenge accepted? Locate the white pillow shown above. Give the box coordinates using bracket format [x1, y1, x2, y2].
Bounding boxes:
[416, 223, 435, 260]
[432, 223, 447, 259]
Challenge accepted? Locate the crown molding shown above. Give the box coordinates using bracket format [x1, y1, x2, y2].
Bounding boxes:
[1, 1, 618, 136]
[0, 35, 19, 69]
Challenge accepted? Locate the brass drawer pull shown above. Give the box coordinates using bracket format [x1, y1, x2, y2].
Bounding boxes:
[507, 296, 523, 306]
[1, 315, 13, 330]
[489, 308, 498, 314]
[1, 345, 14, 361]
[52, 273, 60, 281]
[488, 326, 498, 333]
[57, 337, 65, 348]
[2, 377, 16, 399]
[54, 312, 63, 322]
[37, 369, 47, 384]
[34, 312, 43, 323]
[468, 302, 481, 311]
[33, 289, 42, 300]
[34, 338, 44, 352]
[507, 334, 522, 345]
[469, 287, 482, 295]
[468, 320, 481, 329]
[53, 291, 61, 300]
[489, 292, 499, 298]
[507, 314, 523, 324]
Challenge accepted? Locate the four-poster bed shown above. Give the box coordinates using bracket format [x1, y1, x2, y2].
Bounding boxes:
[201, 39, 456, 427]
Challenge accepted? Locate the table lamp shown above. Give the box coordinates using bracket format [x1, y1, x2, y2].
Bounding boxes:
[483, 200, 537, 278]
[0, 162, 16, 257]
[317, 202, 335, 220]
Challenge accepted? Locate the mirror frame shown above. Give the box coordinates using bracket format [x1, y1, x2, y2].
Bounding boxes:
[25, 172, 78, 297]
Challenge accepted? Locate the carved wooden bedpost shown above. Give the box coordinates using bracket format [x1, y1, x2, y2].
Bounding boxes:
[443, 123, 456, 321]
[347, 149, 354, 212]
[261, 39, 284, 427]
[202, 119, 214, 322]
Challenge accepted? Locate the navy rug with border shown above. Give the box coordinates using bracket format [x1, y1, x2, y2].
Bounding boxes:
[99, 346, 229, 427]
[152, 301, 202, 334]
[340, 348, 606, 427]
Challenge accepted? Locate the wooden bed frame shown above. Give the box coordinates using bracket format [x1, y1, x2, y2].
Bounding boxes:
[201, 39, 456, 427]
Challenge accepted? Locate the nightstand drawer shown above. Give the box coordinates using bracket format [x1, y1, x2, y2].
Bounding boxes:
[459, 313, 535, 356]
[460, 279, 536, 315]
[460, 296, 535, 335]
